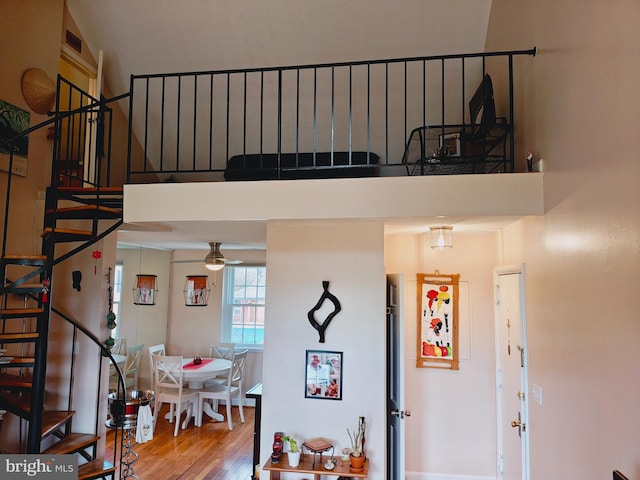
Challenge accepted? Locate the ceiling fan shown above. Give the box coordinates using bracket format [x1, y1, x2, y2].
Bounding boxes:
[171, 242, 242, 270]
[204, 242, 241, 271]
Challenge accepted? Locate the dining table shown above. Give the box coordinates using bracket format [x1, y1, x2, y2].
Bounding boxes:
[181, 357, 232, 424]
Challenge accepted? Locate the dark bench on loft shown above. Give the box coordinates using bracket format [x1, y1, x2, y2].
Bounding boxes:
[402, 74, 511, 176]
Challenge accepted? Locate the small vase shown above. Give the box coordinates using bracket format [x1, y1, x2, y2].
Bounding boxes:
[349, 453, 365, 470]
[288, 451, 301, 467]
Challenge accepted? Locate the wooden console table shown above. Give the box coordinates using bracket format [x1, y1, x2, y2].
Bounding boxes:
[263, 453, 368, 479]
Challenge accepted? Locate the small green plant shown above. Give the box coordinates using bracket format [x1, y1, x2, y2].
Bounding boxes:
[283, 435, 299, 453]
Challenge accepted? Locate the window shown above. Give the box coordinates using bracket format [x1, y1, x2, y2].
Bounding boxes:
[111, 262, 123, 338]
[221, 266, 266, 346]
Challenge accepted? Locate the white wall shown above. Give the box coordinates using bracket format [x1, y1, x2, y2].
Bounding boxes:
[116, 248, 171, 390]
[386, 231, 501, 478]
[486, 1, 640, 479]
[261, 220, 386, 480]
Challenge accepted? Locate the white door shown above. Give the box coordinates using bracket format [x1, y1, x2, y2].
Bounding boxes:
[386, 274, 406, 480]
[494, 265, 530, 480]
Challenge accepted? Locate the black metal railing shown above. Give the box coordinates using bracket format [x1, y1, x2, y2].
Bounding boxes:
[126, 47, 535, 182]
[50, 306, 126, 471]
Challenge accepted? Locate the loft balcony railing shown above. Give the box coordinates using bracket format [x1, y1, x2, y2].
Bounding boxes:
[126, 47, 536, 183]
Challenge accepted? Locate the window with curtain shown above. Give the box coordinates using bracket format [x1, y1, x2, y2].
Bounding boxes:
[221, 266, 266, 346]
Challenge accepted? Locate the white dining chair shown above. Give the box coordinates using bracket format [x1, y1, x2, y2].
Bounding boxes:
[147, 343, 165, 390]
[210, 342, 235, 360]
[204, 342, 236, 387]
[123, 343, 144, 391]
[112, 337, 128, 355]
[152, 355, 199, 437]
[196, 349, 248, 430]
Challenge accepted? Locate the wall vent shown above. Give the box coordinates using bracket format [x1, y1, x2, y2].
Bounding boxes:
[65, 30, 82, 53]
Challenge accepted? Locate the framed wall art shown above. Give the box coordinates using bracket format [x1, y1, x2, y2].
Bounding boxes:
[416, 271, 460, 370]
[0, 98, 30, 177]
[305, 350, 342, 400]
[183, 275, 210, 306]
[133, 274, 157, 305]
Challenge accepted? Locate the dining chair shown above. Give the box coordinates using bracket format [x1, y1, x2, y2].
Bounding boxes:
[108, 338, 129, 391]
[196, 349, 248, 430]
[123, 343, 144, 391]
[152, 355, 199, 437]
[112, 337, 128, 355]
[204, 342, 236, 387]
[210, 342, 235, 360]
[147, 343, 166, 389]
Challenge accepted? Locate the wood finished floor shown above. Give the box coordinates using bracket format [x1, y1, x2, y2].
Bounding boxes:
[105, 404, 255, 480]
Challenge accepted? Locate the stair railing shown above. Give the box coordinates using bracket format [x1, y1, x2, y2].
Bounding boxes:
[50, 304, 126, 472]
[126, 47, 536, 181]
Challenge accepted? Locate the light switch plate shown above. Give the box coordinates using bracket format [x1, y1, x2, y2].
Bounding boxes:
[532, 384, 543, 405]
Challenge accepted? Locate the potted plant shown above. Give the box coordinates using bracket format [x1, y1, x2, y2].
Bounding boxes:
[283, 435, 301, 467]
[346, 416, 366, 470]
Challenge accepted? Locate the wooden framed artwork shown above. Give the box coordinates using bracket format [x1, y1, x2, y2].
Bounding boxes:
[416, 272, 460, 370]
[305, 350, 342, 400]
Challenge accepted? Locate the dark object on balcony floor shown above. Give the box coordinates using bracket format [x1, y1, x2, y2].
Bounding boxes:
[224, 151, 380, 181]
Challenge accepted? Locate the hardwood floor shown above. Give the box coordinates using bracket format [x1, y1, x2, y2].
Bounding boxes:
[105, 403, 255, 480]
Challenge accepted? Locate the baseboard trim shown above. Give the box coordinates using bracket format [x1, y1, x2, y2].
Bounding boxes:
[406, 472, 495, 480]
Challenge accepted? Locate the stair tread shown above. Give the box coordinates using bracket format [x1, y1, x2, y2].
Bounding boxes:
[0, 391, 29, 416]
[46, 205, 122, 213]
[1, 254, 47, 264]
[0, 307, 44, 316]
[0, 356, 34, 366]
[42, 410, 76, 437]
[42, 433, 99, 455]
[0, 332, 39, 341]
[41, 227, 93, 237]
[0, 372, 33, 389]
[4, 282, 43, 290]
[57, 186, 123, 195]
[78, 459, 116, 480]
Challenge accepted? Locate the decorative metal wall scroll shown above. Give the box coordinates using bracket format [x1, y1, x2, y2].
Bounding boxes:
[307, 281, 341, 343]
[416, 271, 460, 370]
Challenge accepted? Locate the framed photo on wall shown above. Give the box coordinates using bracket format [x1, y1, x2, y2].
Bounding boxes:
[305, 350, 342, 400]
[416, 272, 460, 370]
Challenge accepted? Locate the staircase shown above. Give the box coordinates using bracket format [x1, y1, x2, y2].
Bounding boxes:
[0, 77, 128, 479]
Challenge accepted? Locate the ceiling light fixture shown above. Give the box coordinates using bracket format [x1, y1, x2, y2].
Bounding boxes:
[204, 242, 226, 271]
[429, 226, 453, 249]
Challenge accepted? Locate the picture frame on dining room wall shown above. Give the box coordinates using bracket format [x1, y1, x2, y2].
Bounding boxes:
[305, 350, 342, 400]
[133, 274, 157, 306]
[416, 272, 460, 370]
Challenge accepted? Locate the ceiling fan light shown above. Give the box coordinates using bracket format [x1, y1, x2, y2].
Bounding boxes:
[205, 260, 225, 271]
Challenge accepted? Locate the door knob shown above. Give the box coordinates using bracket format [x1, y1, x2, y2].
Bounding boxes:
[391, 409, 401, 417]
[510, 420, 521, 428]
